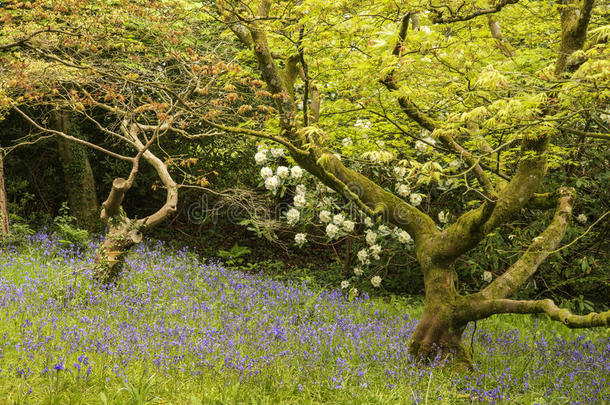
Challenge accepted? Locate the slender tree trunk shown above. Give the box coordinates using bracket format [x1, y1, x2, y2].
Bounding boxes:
[0, 151, 10, 236]
[53, 111, 100, 229]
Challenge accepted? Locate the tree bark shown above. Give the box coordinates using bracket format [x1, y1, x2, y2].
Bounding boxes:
[0, 150, 9, 237]
[408, 263, 472, 369]
[53, 111, 100, 229]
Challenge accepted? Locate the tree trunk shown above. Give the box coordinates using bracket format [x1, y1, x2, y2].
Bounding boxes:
[0, 151, 9, 236]
[54, 112, 100, 229]
[94, 212, 142, 285]
[408, 263, 472, 369]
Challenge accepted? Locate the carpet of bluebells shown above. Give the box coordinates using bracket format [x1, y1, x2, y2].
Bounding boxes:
[0, 233, 608, 404]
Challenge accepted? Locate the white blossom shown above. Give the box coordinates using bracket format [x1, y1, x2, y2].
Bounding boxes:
[319, 210, 332, 223]
[364, 217, 374, 227]
[295, 233, 307, 245]
[341, 280, 350, 289]
[271, 148, 285, 157]
[371, 275, 382, 287]
[378, 225, 389, 234]
[449, 159, 461, 170]
[482, 271, 493, 283]
[333, 213, 345, 225]
[286, 208, 300, 225]
[354, 119, 372, 129]
[260, 166, 273, 178]
[326, 223, 340, 239]
[419, 26, 431, 34]
[370, 244, 381, 259]
[264, 176, 279, 191]
[410, 193, 422, 206]
[397, 230, 412, 244]
[577, 214, 587, 224]
[254, 150, 267, 165]
[277, 166, 289, 178]
[415, 140, 428, 153]
[350, 287, 359, 297]
[296, 184, 306, 195]
[342, 137, 353, 147]
[353, 267, 363, 276]
[257, 144, 267, 151]
[291, 166, 303, 179]
[365, 229, 377, 245]
[293, 194, 306, 208]
[397, 183, 410, 197]
[357, 249, 368, 263]
[394, 166, 406, 178]
[438, 211, 448, 224]
[342, 220, 355, 233]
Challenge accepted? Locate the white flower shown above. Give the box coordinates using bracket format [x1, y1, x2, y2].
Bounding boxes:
[286, 208, 300, 225]
[260, 166, 273, 178]
[577, 214, 587, 224]
[341, 280, 350, 289]
[397, 183, 410, 197]
[293, 194, 306, 208]
[415, 140, 428, 153]
[257, 144, 267, 151]
[353, 267, 363, 276]
[355, 118, 372, 129]
[438, 211, 448, 224]
[295, 233, 307, 245]
[319, 210, 331, 223]
[378, 225, 389, 234]
[394, 166, 406, 178]
[264, 176, 279, 191]
[365, 230, 377, 245]
[291, 166, 303, 179]
[342, 220, 355, 233]
[410, 193, 422, 206]
[326, 223, 340, 239]
[423, 136, 436, 146]
[342, 137, 353, 147]
[333, 213, 345, 225]
[449, 159, 461, 170]
[277, 166, 289, 178]
[397, 230, 412, 244]
[350, 287, 359, 297]
[357, 249, 368, 263]
[254, 150, 267, 165]
[482, 271, 493, 283]
[370, 244, 381, 259]
[271, 148, 285, 157]
[371, 275, 382, 287]
[419, 25, 431, 34]
[364, 217, 374, 227]
[296, 184, 306, 195]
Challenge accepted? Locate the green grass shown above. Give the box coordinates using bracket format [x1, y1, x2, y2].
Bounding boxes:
[0, 237, 608, 404]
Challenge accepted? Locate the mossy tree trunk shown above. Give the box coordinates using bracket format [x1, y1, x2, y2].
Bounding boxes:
[53, 111, 99, 229]
[213, 0, 609, 368]
[93, 121, 177, 286]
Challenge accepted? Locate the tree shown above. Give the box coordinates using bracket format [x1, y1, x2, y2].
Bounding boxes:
[209, 0, 610, 367]
[53, 111, 100, 229]
[0, 0, 228, 283]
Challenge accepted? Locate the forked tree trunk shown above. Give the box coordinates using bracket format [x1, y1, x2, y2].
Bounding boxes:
[94, 215, 142, 285]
